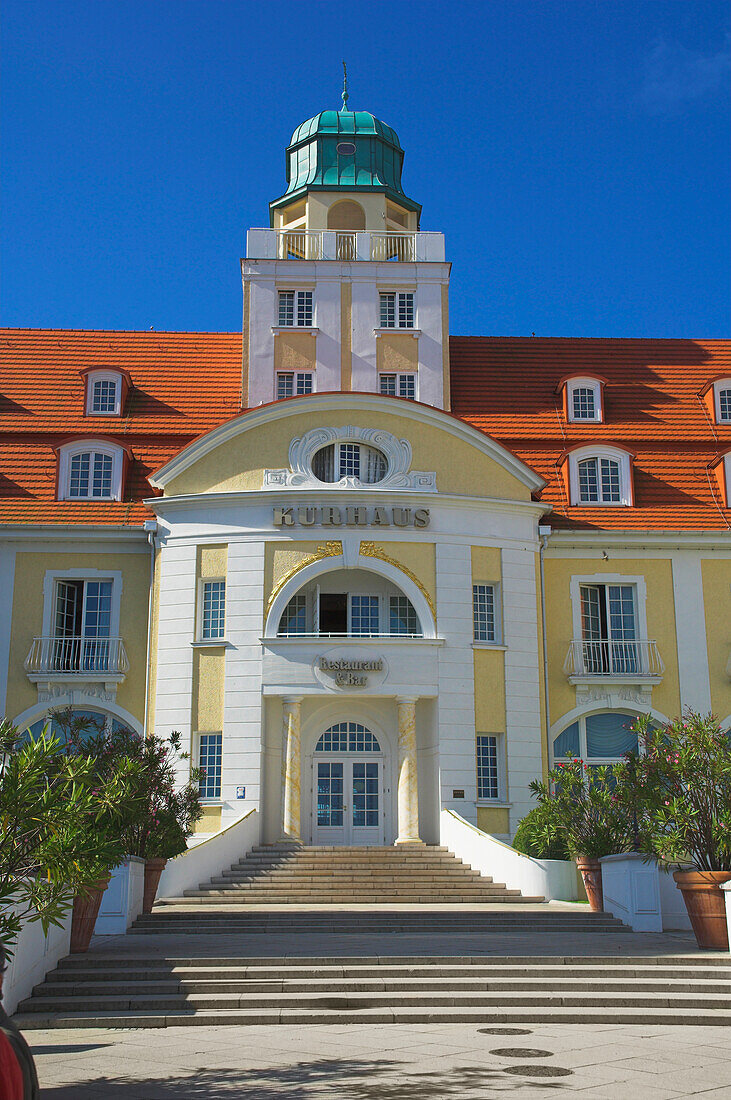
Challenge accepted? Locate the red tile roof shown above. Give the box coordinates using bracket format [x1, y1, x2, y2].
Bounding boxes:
[450, 337, 731, 531]
[1, 329, 729, 532]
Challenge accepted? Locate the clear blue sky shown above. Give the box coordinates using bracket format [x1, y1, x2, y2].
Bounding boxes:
[2, 0, 729, 337]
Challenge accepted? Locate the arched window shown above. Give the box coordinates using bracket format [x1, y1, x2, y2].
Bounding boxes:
[277, 568, 422, 638]
[312, 441, 387, 484]
[24, 707, 129, 742]
[316, 723, 380, 753]
[327, 200, 366, 231]
[566, 377, 603, 422]
[57, 440, 126, 501]
[713, 379, 731, 424]
[567, 446, 633, 506]
[552, 711, 639, 772]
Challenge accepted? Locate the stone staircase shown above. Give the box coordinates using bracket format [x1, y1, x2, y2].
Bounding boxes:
[15, 955, 731, 1029]
[155, 841, 542, 907]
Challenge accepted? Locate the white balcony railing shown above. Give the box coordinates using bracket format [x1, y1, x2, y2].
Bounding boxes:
[25, 636, 129, 676]
[564, 639, 664, 680]
[246, 229, 446, 262]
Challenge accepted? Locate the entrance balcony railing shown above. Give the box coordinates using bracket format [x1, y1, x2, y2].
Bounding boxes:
[276, 630, 424, 639]
[563, 638, 664, 680]
[25, 636, 129, 675]
[246, 229, 446, 262]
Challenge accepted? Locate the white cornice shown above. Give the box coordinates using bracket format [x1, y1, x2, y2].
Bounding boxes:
[149, 394, 546, 494]
[547, 530, 731, 550]
[0, 525, 147, 544]
[143, 487, 550, 518]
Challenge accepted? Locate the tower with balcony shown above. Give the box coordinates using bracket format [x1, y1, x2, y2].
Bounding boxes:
[242, 97, 450, 408]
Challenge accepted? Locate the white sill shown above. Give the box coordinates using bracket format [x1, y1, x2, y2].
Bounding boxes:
[271, 326, 319, 335]
[85, 411, 122, 417]
[190, 639, 232, 648]
[472, 643, 507, 651]
[571, 501, 632, 508]
[373, 327, 421, 337]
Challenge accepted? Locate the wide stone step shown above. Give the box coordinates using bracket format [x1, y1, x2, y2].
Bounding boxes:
[17, 1004, 731, 1029]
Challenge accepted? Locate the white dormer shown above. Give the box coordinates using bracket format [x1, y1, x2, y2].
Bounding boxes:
[81, 368, 130, 417]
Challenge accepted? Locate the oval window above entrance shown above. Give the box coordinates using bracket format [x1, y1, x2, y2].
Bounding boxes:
[316, 722, 381, 753]
[312, 442, 387, 484]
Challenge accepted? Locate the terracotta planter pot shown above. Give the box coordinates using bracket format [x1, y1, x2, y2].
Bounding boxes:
[576, 857, 603, 911]
[70, 876, 110, 953]
[143, 858, 168, 914]
[673, 869, 731, 950]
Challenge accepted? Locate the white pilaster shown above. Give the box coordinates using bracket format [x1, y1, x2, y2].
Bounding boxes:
[502, 547, 544, 833]
[153, 541, 197, 784]
[436, 542, 478, 821]
[220, 540, 265, 827]
[671, 552, 712, 713]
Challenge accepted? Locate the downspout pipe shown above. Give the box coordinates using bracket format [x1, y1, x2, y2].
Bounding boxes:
[538, 524, 552, 776]
[142, 519, 157, 738]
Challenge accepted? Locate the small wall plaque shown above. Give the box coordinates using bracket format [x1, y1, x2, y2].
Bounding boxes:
[452, 789, 465, 799]
[236, 786, 246, 799]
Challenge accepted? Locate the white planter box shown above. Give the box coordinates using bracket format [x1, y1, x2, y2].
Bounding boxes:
[1, 904, 72, 1016]
[94, 856, 145, 935]
[721, 881, 731, 953]
[600, 854, 692, 932]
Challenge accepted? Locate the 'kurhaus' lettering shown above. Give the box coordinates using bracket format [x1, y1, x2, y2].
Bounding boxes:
[273, 506, 429, 529]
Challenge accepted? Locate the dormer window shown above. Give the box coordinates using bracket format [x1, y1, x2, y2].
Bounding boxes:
[566, 445, 633, 506]
[57, 440, 126, 501]
[81, 368, 129, 417]
[312, 442, 388, 484]
[566, 377, 603, 423]
[713, 379, 731, 424]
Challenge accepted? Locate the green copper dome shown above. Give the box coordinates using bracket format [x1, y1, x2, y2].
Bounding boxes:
[270, 108, 420, 219]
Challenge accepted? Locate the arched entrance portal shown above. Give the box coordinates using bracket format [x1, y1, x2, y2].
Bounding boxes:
[312, 721, 385, 845]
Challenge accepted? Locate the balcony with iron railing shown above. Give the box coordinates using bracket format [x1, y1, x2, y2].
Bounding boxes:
[246, 229, 445, 262]
[563, 639, 664, 683]
[25, 636, 129, 680]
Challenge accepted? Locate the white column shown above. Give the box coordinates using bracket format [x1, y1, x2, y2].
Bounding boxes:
[395, 695, 421, 844]
[281, 695, 303, 841]
[671, 552, 712, 713]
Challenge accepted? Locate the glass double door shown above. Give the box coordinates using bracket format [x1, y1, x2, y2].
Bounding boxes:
[313, 757, 383, 845]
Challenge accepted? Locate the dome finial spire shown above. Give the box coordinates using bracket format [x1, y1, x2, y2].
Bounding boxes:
[341, 60, 350, 112]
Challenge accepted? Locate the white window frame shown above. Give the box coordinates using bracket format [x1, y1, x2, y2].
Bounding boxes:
[379, 291, 415, 329]
[379, 372, 417, 400]
[195, 731, 223, 803]
[347, 592, 381, 637]
[713, 379, 731, 424]
[476, 733, 506, 804]
[85, 370, 123, 416]
[566, 377, 602, 423]
[277, 289, 314, 328]
[41, 568, 123, 639]
[723, 454, 731, 507]
[569, 573, 649, 644]
[276, 371, 315, 400]
[197, 578, 227, 643]
[58, 440, 125, 501]
[568, 445, 632, 506]
[472, 582, 502, 645]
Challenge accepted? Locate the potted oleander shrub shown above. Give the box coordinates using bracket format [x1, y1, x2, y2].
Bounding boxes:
[621, 712, 731, 950]
[0, 718, 136, 957]
[528, 760, 634, 911]
[88, 726, 204, 912]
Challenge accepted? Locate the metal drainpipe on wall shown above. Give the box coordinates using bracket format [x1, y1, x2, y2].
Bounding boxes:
[538, 524, 552, 776]
[142, 519, 157, 738]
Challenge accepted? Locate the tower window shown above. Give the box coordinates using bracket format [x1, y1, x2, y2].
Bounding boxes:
[379, 292, 414, 329]
[277, 372, 314, 399]
[380, 373, 416, 400]
[336, 142, 356, 155]
[278, 290, 313, 327]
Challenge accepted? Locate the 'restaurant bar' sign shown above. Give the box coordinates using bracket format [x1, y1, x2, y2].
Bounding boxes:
[273, 506, 429, 528]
